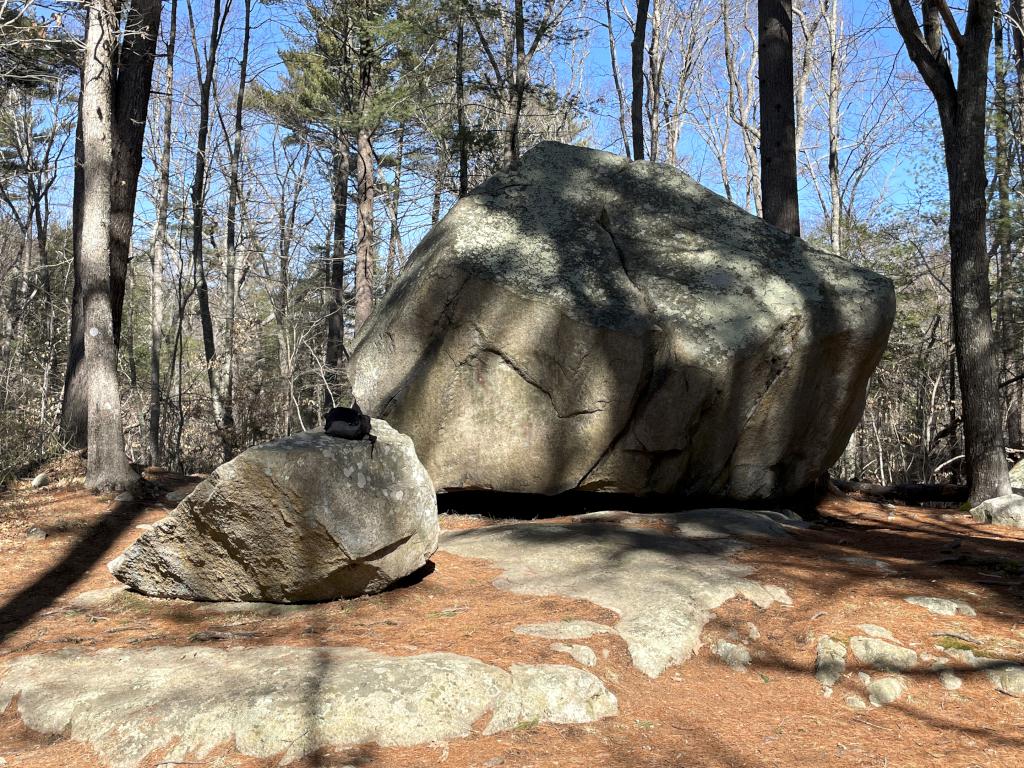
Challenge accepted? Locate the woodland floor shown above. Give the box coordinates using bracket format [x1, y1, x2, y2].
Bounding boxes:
[1, 456, 1024, 767]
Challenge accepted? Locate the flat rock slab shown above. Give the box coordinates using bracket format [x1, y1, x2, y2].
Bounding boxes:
[440, 511, 791, 678]
[903, 596, 976, 617]
[515, 620, 616, 640]
[0, 646, 616, 768]
[850, 636, 918, 672]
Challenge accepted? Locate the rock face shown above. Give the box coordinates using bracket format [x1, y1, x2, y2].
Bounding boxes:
[350, 142, 895, 499]
[110, 423, 438, 602]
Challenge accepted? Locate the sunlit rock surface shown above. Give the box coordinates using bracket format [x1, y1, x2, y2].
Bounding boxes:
[110, 423, 438, 602]
[351, 142, 895, 499]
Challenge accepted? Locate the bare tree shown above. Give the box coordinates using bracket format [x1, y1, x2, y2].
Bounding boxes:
[148, 0, 178, 466]
[890, 0, 1010, 504]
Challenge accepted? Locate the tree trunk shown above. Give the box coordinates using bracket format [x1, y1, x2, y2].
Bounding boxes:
[80, 0, 139, 492]
[109, 0, 162, 346]
[61, 0, 161, 449]
[218, 0, 251, 460]
[148, 0, 177, 467]
[60, 91, 88, 448]
[631, 0, 651, 161]
[757, 0, 800, 235]
[456, 18, 470, 196]
[889, 0, 1008, 502]
[946, 119, 1010, 502]
[354, 128, 375, 330]
[386, 127, 405, 291]
[605, 0, 631, 158]
[189, 0, 230, 453]
[826, 0, 841, 253]
[507, 0, 527, 168]
[324, 136, 350, 405]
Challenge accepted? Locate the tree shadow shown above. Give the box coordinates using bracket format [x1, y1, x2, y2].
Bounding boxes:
[0, 496, 146, 644]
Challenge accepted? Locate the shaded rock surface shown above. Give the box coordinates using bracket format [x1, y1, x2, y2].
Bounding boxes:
[110, 424, 438, 602]
[0, 646, 615, 768]
[814, 636, 847, 687]
[351, 141, 895, 499]
[439, 509, 791, 677]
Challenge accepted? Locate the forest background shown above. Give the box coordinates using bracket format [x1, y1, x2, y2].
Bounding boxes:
[1, 0, 1019, 491]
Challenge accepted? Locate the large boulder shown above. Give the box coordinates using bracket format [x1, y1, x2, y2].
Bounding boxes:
[110, 421, 438, 602]
[351, 142, 895, 500]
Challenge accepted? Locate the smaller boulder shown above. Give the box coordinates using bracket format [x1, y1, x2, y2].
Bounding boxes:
[866, 675, 907, 707]
[30, 473, 48, 489]
[110, 421, 438, 603]
[988, 664, 1024, 697]
[1009, 459, 1024, 488]
[971, 494, 1024, 527]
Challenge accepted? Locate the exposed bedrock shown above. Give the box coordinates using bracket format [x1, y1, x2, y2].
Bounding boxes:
[351, 141, 895, 499]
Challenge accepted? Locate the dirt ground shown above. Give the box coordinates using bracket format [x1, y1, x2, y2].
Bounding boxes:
[1, 457, 1023, 767]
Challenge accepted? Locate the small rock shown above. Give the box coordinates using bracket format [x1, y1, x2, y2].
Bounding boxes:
[135, 524, 153, 531]
[550, 643, 597, 667]
[483, 758, 505, 768]
[814, 637, 847, 687]
[850, 636, 918, 672]
[115, 491, 134, 502]
[30, 473, 49, 489]
[858, 671, 872, 685]
[970, 494, 1024, 527]
[25, 526, 47, 541]
[938, 670, 962, 690]
[857, 624, 895, 640]
[68, 587, 127, 611]
[746, 622, 761, 641]
[904, 596, 976, 617]
[866, 676, 907, 706]
[987, 664, 1024, 697]
[839, 556, 895, 574]
[712, 640, 751, 672]
[165, 488, 192, 503]
[844, 695, 868, 710]
[763, 585, 793, 606]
